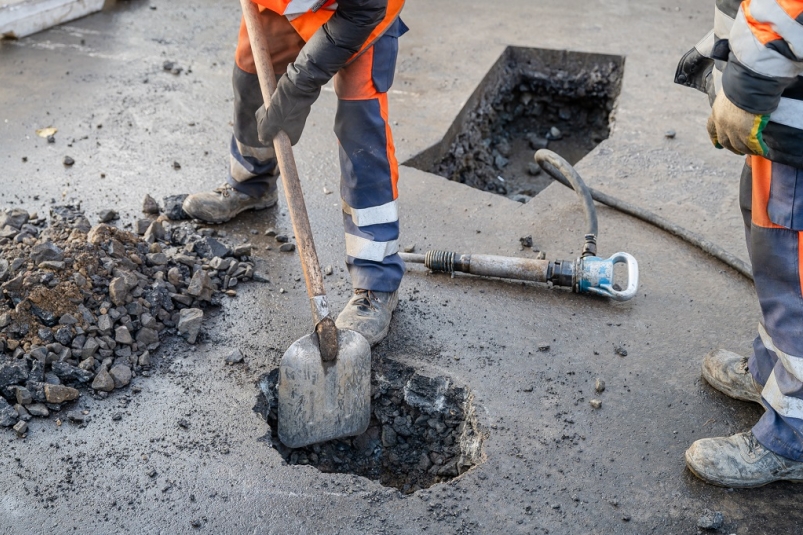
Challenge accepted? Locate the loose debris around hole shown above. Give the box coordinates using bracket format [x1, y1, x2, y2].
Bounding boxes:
[407, 46, 625, 202]
[0, 203, 265, 432]
[254, 358, 486, 494]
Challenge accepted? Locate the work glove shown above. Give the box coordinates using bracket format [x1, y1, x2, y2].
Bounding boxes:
[256, 74, 321, 146]
[706, 91, 769, 157]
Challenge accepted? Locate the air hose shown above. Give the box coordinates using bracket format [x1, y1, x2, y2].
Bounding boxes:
[534, 149, 753, 281]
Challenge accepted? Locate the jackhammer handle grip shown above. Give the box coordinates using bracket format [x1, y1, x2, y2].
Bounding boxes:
[607, 252, 639, 302]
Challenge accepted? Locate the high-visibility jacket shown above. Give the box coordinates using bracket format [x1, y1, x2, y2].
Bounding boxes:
[254, 0, 404, 50]
[676, 0, 803, 168]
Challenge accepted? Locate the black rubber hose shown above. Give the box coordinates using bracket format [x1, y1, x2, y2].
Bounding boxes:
[534, 149, 753, 281]
[534, 150, 598, 257]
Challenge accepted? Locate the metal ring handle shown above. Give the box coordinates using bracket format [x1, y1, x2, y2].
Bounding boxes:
[603, 252, 639, 302]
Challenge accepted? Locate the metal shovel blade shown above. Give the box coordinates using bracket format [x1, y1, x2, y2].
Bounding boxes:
[277, 328, 371, 448]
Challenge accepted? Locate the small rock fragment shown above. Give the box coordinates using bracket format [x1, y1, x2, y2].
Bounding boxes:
[279, 243, 295, 253]
[664, 129, 676, 139]
[548, 126, 562, 140]
[0, 397, 18, 426]
[27, 403, 49, 417]
[109, 277, 129, 306]
[63, 156, 75, 166]
[232, 243, 252, 257]
[590, 399, 602, 409]
[13, 420, 27, 436]
[697, 510, 724, 531]
[142, 194, 161, 214]
[595, 378, 606, 393]
[615, 346, 628, 357]
[43, 384, 79, 403]
[98, 209, 119, 223]
[115, 325, 134, 345]
[109, 364, 132, 389]
[177, 308, 203, 344]
[163, 194, 189, 220]
[224, 348, 244, 364]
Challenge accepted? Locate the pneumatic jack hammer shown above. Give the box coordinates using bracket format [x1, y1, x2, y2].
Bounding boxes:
[399, 150, 639, 302]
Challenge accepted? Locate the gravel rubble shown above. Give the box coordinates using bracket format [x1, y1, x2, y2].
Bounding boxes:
[0, 205, 265, 432]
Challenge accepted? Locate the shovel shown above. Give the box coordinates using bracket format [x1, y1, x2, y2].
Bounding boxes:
[239, 0, 371, 448]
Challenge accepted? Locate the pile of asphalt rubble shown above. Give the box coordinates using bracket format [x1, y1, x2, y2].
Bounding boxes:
[255, 358, 486, 493]
[0, 197, 265, 437]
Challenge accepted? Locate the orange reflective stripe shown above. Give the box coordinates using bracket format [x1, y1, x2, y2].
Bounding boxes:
[775, 0, 803, 20]
[252, 0, 287, 14]
[289, 9, 335, 41]
[379, 93, 400, 200]
[743, 1, 784, 45]
[333, 46, 399, 199]
[799, 232, 803, 297]
[334, 46, 377, 100]
[751, 155, 785, 229]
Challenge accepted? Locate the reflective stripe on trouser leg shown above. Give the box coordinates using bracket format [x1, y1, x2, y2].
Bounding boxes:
[334, 42, 404, 292]
[227, 136, 278, 199]
[747, 156, 803, 461]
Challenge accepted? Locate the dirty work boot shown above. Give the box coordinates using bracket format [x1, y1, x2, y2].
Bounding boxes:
[685, 431, 803, 487]
[182, 183, 277, 224]
[335, 289, 398, 346]
[701, 349, 763, 404]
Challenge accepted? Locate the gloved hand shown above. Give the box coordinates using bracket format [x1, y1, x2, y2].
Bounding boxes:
[706, 91, 769, 157]
[256, 74, 321, 146]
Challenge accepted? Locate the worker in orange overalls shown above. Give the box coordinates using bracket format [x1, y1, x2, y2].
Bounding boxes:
[676, 0, 803, 487]
[183, 0, 407, 345]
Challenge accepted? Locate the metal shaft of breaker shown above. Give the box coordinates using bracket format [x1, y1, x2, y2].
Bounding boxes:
[457, 254, 550, 282]
[401, 252, 552, 283]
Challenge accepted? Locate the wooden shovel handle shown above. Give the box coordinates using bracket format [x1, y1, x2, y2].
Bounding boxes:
[239, 0, 338, 361]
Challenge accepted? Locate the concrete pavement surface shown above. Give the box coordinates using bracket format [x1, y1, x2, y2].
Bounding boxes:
[1, 0, 801, 533]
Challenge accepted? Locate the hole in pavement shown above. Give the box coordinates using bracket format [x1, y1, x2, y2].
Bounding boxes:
[406, 47, 625, 202]
[253, 358, 486, 494]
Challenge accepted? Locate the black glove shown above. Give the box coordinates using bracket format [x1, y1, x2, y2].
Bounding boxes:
[256, 74, 320, 146]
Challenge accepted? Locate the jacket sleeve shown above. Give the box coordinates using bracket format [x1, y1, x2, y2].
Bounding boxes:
[723, 0, 803, 115]
[286, 0, 388, 93]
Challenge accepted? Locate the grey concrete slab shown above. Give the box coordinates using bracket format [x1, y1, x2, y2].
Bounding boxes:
[1, 0, 800, 534]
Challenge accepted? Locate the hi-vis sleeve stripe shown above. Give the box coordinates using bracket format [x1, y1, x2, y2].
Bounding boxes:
[763, 370, 803, 418]
[759, 323, 803, 382]
[730, 7, 803, 78]
[276, 0, 337, 16]
[715, 4, 736, 38]
[770, 96, 803, 128]
[342, 200, 399, 227]
[749, 0, 803, 57]
[345, 233, 399, 262]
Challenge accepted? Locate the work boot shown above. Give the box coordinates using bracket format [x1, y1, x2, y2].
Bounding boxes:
[685, 431, 803, 487]
[701, 349, 763, 404]
[182, 183, 277, 224]
[335, 289, 398, 346]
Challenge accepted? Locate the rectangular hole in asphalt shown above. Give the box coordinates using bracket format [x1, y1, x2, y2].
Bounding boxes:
[406, 46, 625, 203]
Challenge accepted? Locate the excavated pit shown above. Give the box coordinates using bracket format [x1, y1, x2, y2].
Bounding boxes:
[407, 47, 625, 201]
[254, 358, 485, 494]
